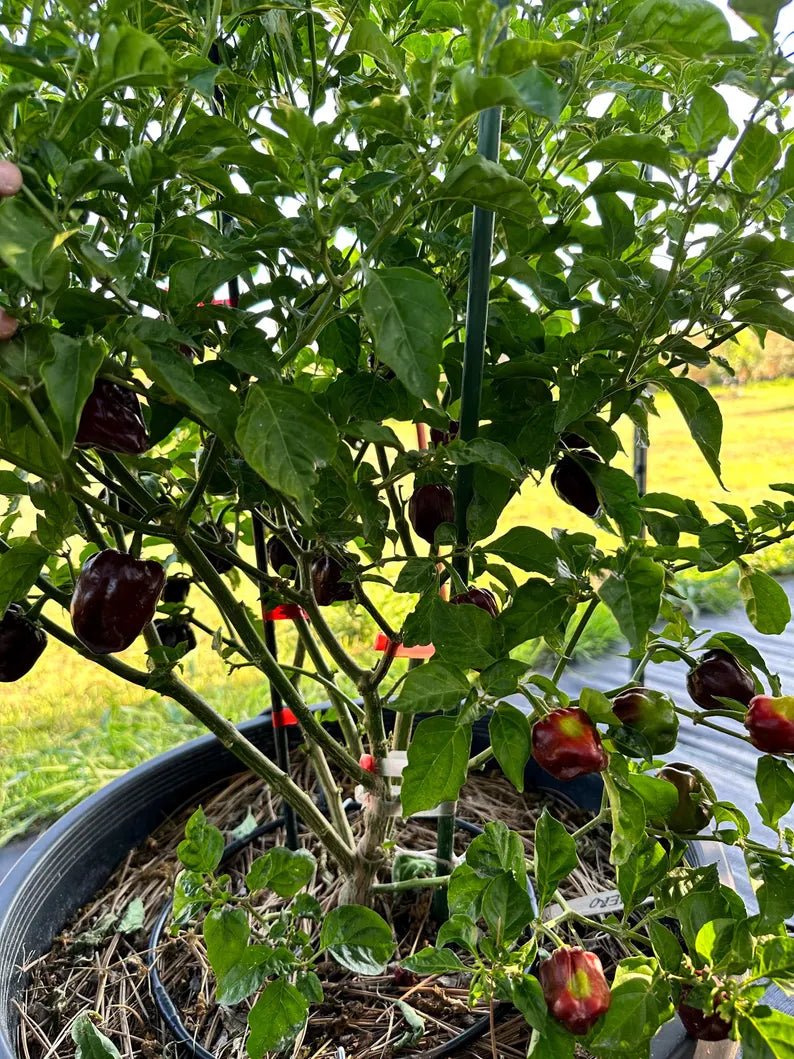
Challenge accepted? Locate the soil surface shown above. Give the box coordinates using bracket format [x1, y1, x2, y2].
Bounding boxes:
[18, 752, 622, 1058]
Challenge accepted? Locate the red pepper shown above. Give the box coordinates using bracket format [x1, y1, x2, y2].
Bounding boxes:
[311, 555, 355, 606]
[686, 649, 755, 710]
[450, 587, 499, 617]
[0, 604, 47, 681]
[408, 483, 455, 544]
[745, 695, 794, 753]
[359, 753, 377, 773]
[550, 452, 602, 518]
[539, 946, 611, 1035]
[154, 618, 197, 654]
[678, 983, 732, 1041]
[75, 379, 149, 455]
[655, 762, 714, 832]
[531, 707, 608, 781]
[71, 549, 165, 654]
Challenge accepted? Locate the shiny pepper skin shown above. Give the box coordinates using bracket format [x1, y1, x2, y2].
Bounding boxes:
[75, 379, 149, 455]
[686, 649, 755, 710]
[550, 452, 602, 518]
[745, 695, 794, 753]
[539, 947, 611, 1035]
[0, 604, 47, 681]
[656, 762, 714, 833]
[71, 549, 165, 655]
[268, 537, 297, 578]
[408, 483, 455, 544]
[532, 707, 608, 781]
[154, 619, 197, 654]
[311, 555, 355, 606]
[451, 587, 499, 617]
[611, 686, 679, 755]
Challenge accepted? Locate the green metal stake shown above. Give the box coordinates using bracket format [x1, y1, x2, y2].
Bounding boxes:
[433, 2, 509, 921]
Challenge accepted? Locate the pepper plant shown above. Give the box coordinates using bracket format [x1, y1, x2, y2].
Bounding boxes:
[4, 0, 794, 1054]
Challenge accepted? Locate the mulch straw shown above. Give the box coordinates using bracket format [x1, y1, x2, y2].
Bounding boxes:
[17, 751, 622, 1058]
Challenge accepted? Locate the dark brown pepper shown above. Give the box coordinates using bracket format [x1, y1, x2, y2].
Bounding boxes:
[311, 555, 355, 606]
[408, 483, 455, 545]
[686, 649, 755, 710]
[71, 549, 165, 655]
[154, 618, 197, 654]
[0, 604, 47, 681]
[75, 379, 149, 455]
[550, 452, 602, 518]
[451, 587, 499, 617]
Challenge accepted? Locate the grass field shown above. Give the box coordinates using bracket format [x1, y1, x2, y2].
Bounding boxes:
[2, 379, 794, 842]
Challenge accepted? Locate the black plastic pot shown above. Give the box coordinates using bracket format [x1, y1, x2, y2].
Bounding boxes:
[0, 707, 738, 1059]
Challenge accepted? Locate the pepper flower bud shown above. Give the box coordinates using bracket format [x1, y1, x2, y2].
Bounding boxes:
[531, 707, 608, 781]
[539, 946, 611, 1035]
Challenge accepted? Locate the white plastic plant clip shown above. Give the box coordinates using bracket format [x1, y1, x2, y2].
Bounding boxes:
[354, 750, 457, 819]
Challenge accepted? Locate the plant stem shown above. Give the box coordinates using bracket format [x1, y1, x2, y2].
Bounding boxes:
[468, 746, 494, 772]
[371, 874, 450, 893]
[551, 598, 599, 683]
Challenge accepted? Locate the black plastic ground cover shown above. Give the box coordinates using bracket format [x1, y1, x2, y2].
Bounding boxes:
[0, 706, 735, 1058]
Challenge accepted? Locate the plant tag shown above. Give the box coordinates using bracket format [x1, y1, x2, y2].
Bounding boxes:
[264, 603, 308, 621]
[542, 890, 653, 922]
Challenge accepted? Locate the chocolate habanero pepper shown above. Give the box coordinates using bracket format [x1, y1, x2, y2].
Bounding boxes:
[678, 984, 732, 1042]
[745, 695, 794, 753]
[268, 536, 298, 578]
[71, 549, 165, 654]
[0, 604, 47, 681]
[408, 483, 455, 545]
[311, 555, 355, 606]
[162, 575, 191, 604]
[430, 420, 459, 447]
[531, 707, 608, 781]
[611, 686, 679, 755]
[451, 586, 499, 617]
[655, 762, 715, 833]
[550, 452, 602, 518]
[154, 618, 197, 654]
[539, 946, 611, 1035]
[686, 649, 755, 710]
[75, 378, 149, 455]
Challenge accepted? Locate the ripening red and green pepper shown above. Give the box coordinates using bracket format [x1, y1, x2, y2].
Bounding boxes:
[539, 946, 611, 1035]
[611, 687, 678, 755]
[744, 695, 794, 753]
[531, 707, 608, 781]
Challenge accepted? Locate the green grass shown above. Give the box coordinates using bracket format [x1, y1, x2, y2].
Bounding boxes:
[2, 379, 794, 843]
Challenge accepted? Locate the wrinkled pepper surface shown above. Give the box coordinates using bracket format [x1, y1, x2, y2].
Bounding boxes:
[0, 604, 47, 681]
[539, 946, 611, 1035]
[75, 378, 149, 455]
[611, 686, 679, 755]
[656, 762, 714, 832]
[311, 555, 355, 606]
[71, 549, 165, 654]
[550, 452, 602, 518]
[686, 649, 755, 710]
[531, 706, 608, 781]
[408, 483, 455, 544]
[745, 695, 794, 753]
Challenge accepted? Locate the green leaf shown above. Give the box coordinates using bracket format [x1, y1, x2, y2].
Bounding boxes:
[588, 462, 643, 538]
[118, 897, 145, 934]
[497, 578, 570, 650]
[216, 945, 282, 1005]
[685, 86, 731, 150]
[491, 37, 579, 73]
[587, 957, 675, 1051]
[320, 905, 394, 975]
[437, 913, 479, 952]
[603, 771, 646, 866]
[346, 18, 405, 80]
[738, 1008, 794, 1059]
[733, 125, 781, 193]
[418, 594, 503, 670]
[394, 557, 437, 594]
[729, 0, 788, 35]
[555, 371, 604, 431]
[618, 839, 672, 913]
[490, 703, 531, 792]
[746, 851, 794, 929]
[754, 936, 794, 993]
[167, 257, 248, 310]
[94, 24, 173, 88]
[394, 658, 470, 714]
[435, 156, 541, 223]
[0, 198, 67, 289]
[597, 556, 664, 650]
[697, 522, 743, 571]
[401, 946, 466, 974]
[72, 1015, 121, 1059]
[40, 335, 105, 454]
[738, 566, 791, 635]
[0, 541, 46, 617]
[245, 846, 316, 897]
[485, 527, 560, 577]
[627, 773, 679, 819]
[584, 134, 672, 172]
[756, 756, 794, 832]
[466, 821, 526, 884]
[401, 716, 472, 817]
[534, 809, 578, 910]
[619, 0, 731, 57]
[247, 978, 309, 1058]
[452, 68, 561, 121]
[177, 807, 224, 873]
[648, 920, 684, 973]
[360, 265, 451, 401]
[236, 383, 338, 517]
[481, 870, 535, 945]
[444, 438, 523, 478]
[204, 907, 249, 979]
